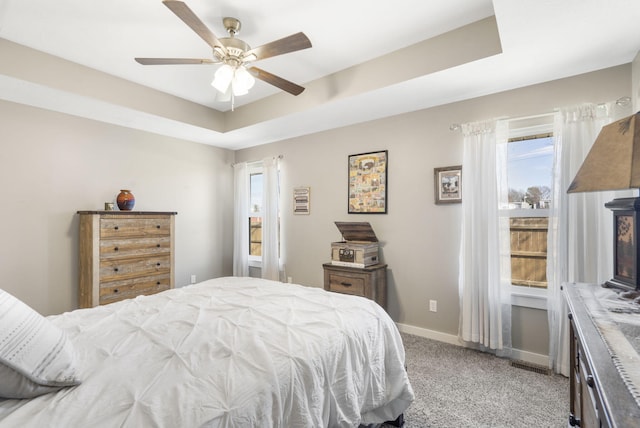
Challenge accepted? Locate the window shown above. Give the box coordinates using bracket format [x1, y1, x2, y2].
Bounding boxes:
[247, 163, 280, 264]
[503, 121, 554, 307]
[249, 171, 263, 257]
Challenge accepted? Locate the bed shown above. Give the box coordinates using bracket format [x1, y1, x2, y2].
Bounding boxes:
[0, 276, 413, 427]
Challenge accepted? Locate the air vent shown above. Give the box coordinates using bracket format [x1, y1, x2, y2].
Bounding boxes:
[510, 360, 551, 375]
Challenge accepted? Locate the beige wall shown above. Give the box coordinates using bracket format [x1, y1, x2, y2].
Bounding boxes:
[0, 63, 631, 357]
[0, 100, 235, 316]
[235, 65, 632, 357]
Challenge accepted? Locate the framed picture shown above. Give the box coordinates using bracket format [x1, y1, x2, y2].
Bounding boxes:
[293, 187, 310, 215]
[348, 150, 388, 214]
[434, 165, 462, 204]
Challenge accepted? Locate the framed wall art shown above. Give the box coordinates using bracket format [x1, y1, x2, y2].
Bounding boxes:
[348, 150, 388, 214]
[434, 165, 462, 204]
[293, 187, 310, 215]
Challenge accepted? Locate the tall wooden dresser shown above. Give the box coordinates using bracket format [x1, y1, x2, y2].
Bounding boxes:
[77, 211, 177, 308]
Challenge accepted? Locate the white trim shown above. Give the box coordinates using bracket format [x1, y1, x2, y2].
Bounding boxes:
[396, 322, 550, 366]
[511, 348, 549, 367]
[507, 118, 555, 136]
[511, 349, 549, 367]
[396, 323, 461, 346]
[511, 287, 548, 309]
[501, 208, 550, 217]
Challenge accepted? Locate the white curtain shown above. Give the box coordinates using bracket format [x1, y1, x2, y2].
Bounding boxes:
[233, 162, 249, 277]
[547, 103, 632, 375]
[458, 119, 512, 355]
[261, 156, 280, 281]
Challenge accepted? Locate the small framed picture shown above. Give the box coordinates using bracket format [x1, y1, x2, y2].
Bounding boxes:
[434, 165, 462, 204]
[293, 187, 310, 215]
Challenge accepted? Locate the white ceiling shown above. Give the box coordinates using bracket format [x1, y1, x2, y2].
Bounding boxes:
[1, 0, 639, 149]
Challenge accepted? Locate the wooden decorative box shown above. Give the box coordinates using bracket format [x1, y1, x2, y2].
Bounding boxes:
[330, 221, 379, 268]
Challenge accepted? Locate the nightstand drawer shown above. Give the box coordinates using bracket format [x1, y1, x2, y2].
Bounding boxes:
[328, 274, 365, 296]
[323, 263, 387, 310]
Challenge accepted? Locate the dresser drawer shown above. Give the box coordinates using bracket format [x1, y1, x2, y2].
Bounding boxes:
[100, 236, 171, 259]
[99, 255, 171, 282]
[322, 263, 387, 310]
[99, 274, 171, 305]
[327, 273, 365, 296]
[100, 217, 171, 238]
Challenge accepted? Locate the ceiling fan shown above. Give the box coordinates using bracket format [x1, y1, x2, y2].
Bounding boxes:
[135, 0, 312, 104]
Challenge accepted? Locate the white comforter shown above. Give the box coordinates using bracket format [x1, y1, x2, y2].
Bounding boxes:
[0, 277, 413, 427]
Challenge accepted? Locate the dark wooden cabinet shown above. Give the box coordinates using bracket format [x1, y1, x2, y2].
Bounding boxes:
[564, 283, 640, 427]
[322, 263, 387, 310]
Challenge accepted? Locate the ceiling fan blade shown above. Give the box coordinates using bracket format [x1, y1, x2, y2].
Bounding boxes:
[249, 67, 305, 96]
[245, 32, 311, 61]
[135, 58, 216, 65]
[162, 0, 227, 55]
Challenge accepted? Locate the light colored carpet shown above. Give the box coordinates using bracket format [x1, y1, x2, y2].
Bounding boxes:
[400, 333, 569, 427]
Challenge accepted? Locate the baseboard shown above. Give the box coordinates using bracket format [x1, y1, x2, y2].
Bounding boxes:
[510, 348, 549, 367]
[396, 323, 460, 345]
[396, 322, 549, 367]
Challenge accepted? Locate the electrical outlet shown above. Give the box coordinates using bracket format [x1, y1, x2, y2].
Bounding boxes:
[429, 300, 437, 312]
[190, 274, 197, 284]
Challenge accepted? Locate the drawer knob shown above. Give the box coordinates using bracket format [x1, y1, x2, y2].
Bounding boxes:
[586, 375, 595, 388]
[157, 281, 161, 285]
[114, 289, 119, 293]
[157, 244, 161, 248]
[114, 247, 119, 252]
[156, 225, 161, 229]
[114, 226, 119, 230]
[340, 282, 352, 287]
[114, 267, 119, 272]
[156, 262, 161, 266]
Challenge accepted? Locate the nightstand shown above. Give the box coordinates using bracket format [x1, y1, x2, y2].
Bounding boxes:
[322, 263, 387, 310]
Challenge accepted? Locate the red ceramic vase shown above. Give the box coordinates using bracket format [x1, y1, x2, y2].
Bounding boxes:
[116, 189, 135, 211]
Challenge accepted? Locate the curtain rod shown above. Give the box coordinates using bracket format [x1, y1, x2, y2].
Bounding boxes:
[449, 112, 555, 132]
[232, 155, 283, 167]
[449, 96, 632, 132]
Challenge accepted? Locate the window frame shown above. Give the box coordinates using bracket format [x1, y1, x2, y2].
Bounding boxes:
[503, 122, 554, 309]
[246, 161, 281, 268]
[247, 163, 263, 267]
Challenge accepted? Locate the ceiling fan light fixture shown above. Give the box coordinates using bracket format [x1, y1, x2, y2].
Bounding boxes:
[216, 86, 232, 102]
[232, 66, 255, 96]
[212, 63, 255, 98]
[211, 64, 234, 93]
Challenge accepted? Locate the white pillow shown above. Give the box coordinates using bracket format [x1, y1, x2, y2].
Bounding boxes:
[0, 289, 80, 399]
